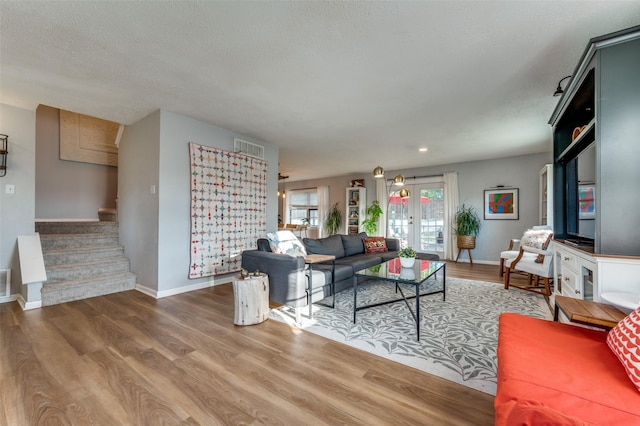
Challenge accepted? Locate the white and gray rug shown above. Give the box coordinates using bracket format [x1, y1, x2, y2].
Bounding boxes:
[270, 277, 552, 395]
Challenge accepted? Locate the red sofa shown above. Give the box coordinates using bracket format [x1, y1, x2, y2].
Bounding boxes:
[495, 313, 640, 425]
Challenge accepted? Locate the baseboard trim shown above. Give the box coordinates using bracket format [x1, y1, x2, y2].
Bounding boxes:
[17, 294, 42, 310]
[136, 279, 219, 299]
[0, 294, 19, 305]
[452, 259, 499, 266]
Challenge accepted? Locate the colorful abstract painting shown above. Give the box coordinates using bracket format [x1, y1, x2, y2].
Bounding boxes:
[484, 188, 519, 220]
[189, 143, 267, 278]
[578, 185, 595, 219]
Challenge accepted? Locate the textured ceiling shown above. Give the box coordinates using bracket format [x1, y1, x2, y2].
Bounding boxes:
[2, 2, 640, 181]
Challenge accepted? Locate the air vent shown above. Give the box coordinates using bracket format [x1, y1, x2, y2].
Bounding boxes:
[234, 138, 264, 159]
[0, 269, 10, 298]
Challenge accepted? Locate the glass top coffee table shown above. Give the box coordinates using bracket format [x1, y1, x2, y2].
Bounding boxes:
[354, 258, 446, 340]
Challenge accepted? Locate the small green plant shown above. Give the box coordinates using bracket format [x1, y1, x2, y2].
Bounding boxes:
[362, 200, 383, 235]
[398, 247, 416, 258]
[453, 204, 481, 236]
[324, 202, 343, 235]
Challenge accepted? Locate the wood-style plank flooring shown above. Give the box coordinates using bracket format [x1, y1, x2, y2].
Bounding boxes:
[0, 262, 535, 425]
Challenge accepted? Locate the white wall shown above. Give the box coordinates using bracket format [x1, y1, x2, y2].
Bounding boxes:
[0, 104, 36, 296]
[284, 152, 552, 263]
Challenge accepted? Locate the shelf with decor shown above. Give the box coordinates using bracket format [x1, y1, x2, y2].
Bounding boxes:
[345, 187, 365, 235]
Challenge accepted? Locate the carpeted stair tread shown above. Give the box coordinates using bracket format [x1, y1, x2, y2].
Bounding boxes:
[36, 221, 119, 235]
[43, 245, 124, 265]
[39, 233, 120, 250]
[41, 272, 136, 306]
[45, 258, 131, 281]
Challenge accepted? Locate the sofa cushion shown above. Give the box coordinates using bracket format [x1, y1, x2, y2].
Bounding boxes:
[495, 313, 640, 426]
[266, 231, 307, 257]
[363, 237, 388, 254]
[341, 232, 367, 257]
[334, 253, 382, 272]
[303, 235, 345, 258]
[607, 306, 640, 392]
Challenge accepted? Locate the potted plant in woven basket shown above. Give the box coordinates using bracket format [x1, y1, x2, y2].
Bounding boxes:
[453, 204, 481, 251]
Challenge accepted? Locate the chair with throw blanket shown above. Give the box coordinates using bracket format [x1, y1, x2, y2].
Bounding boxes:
[499, 226, 552, 277]
[504, 231, 554, 296]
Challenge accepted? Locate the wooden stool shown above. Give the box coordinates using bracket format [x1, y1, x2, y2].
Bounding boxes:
[233, 273, 270, 325]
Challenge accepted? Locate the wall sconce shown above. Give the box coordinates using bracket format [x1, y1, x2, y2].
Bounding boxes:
[372, 165, 411, 237]
[553, 76, 572, 97]
[0, 134, 7, 177]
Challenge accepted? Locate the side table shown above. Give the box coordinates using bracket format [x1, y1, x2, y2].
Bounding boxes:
[304, 254, 335, 319]
[554, 295, 627, 330]
[233, 273, 270, 325]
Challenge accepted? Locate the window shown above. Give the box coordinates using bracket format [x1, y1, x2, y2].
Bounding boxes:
[288, 189, 318, 226]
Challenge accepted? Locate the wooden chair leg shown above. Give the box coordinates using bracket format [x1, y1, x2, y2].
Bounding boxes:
[543, 277, 551, 296]
[504, 267, 511, 290]
[499, 258, 504, 277]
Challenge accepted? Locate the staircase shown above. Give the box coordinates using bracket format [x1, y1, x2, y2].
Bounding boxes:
[36, 221, 137, 306]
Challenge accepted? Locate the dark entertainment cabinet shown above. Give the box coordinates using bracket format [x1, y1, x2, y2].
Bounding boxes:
[549, 25, 640, 257]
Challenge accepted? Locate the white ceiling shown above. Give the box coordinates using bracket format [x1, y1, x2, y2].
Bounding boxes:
[2, 2, 639, 181]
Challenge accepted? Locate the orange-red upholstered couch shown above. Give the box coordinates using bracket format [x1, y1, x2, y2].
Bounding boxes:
[495, 313, 640, 426]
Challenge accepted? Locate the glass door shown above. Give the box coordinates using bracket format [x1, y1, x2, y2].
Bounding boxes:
[388, 184, 444, 257]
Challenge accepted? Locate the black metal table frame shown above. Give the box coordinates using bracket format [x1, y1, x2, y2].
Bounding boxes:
[353, 260, 446, 340]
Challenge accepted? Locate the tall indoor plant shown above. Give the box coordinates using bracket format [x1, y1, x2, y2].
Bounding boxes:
[361, 200, 383, 235]
[324, 202, 343, 235]
[453, 204, 481, 251]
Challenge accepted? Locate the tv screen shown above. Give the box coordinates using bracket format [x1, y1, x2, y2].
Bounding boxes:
[567, 143, 596, 240]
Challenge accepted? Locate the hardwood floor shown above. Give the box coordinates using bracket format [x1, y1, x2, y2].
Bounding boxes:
[1, 261, 521, 425]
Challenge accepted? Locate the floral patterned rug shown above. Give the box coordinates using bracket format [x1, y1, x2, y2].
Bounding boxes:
[270, 277, 552, 395]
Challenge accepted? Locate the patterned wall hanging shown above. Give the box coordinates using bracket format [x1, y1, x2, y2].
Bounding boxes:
[189, 142, 267, 278]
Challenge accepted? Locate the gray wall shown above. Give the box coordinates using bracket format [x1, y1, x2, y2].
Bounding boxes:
[35, 105, 118, 219]
[119, 109, 278, 295]
[284, 152, 552, 263]
[0, 103, 36, 296]
[118, 110, 161, 293]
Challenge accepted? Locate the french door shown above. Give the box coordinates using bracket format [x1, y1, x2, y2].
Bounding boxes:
[388, 183, 445, 258]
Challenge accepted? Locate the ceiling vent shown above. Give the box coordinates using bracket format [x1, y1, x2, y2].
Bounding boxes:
[234, 138, 264, 159]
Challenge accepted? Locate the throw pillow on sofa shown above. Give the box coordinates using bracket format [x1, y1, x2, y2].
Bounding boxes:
[266, 230, 307, 257]
[363, 237, 388, 254]
[607, 305, 640, 392]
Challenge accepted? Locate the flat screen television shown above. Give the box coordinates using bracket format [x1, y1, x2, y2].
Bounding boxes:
[565, 142, 596, 243]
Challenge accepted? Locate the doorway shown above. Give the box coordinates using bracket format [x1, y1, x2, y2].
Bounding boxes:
[388, 183, 445, 258]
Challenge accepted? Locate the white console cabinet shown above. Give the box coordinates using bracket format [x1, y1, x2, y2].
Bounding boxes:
[553, 240, 640, 303]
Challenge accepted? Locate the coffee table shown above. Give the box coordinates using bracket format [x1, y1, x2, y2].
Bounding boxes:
[353, 258, 446, 340]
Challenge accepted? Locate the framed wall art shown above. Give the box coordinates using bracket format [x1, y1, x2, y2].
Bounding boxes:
[578, 184, 595, 219]
[484, 188, 519, 220]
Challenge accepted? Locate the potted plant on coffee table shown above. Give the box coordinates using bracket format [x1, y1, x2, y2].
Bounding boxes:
[398, 246, 417, 268]
[452, 203, 481, 263]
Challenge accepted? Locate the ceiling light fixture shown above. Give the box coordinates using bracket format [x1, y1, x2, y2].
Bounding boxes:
[553, 75, 572, 97]
[419, 147, 428, 152]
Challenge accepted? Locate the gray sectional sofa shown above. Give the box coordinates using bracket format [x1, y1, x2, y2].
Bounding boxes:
[240, 232, 400, 316]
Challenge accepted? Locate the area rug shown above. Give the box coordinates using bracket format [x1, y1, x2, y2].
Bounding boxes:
[270, 277, 552, 395]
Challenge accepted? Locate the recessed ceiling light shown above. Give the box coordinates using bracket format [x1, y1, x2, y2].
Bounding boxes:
[419, 147, 428, 152]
